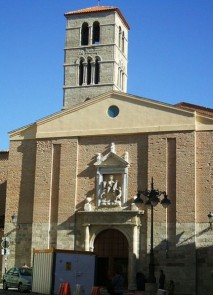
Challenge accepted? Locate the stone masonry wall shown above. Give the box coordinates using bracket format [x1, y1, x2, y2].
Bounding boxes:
[64, 10, 128, 107]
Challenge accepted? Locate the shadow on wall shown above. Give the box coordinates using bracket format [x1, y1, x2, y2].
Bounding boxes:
[150, 227, 213, 295]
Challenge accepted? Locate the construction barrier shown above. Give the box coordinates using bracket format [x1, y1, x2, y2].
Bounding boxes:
[91, 287, 101, 295]
[74, 284, 85, 295]
[58, 282, 71, 295]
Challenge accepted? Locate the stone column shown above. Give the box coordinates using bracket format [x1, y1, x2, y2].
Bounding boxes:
[128, 225, 138, 290]
[84, 224, 90, 251]
[89, 26, 92, 45]
[83, 63, 87, 85]
[91, 62, 95, 85]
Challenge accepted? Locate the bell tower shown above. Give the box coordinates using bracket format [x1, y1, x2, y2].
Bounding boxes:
[63, 6, 130, 108]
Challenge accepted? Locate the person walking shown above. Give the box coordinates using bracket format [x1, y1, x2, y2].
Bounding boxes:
[136, 271, 146, 291]
[107, 268, 124, 295]
[168, 280, 175, 295]
[159, 269, 165, 289]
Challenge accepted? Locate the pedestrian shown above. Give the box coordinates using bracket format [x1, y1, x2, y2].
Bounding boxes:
[136, 271, 146, 291]
[22, 263, 29, 268]
[167, 280, 175, 295]
[159, 269, 165, 289]
[107, 268, 124, 295]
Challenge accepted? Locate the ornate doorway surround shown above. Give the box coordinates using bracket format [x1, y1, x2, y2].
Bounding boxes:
[78, 210, 143, 290]
[78, 143, 144, 290]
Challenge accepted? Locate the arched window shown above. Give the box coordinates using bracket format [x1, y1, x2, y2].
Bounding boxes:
[118, 69, 120, 88]
[117, 68, 125, 90]
[87, 58, 92, 85]
[95, 58, 100, 84]
[93, 21, 100, 44]
[122, 72, 125, 90]
[79, 59, 84, 85]
[120, 69, 123, 89]
[122, 32, 125, 53]
[119, 26, 122, 48]
[81, 22, 89, 45]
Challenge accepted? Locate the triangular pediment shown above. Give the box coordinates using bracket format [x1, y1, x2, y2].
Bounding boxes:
[9, 91, 213, 141]
[94, 151, 129, 168]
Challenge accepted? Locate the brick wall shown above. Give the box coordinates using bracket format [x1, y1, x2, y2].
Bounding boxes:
[0, 151, 8, 219]
[4, 130, 213, 294]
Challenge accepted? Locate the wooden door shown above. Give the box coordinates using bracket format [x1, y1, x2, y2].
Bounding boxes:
[94, 229, 128, 287]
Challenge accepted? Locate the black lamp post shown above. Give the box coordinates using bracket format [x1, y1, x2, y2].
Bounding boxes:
[11, 212, 20, 229]
[134, 177, 171, 283]
[11, 212, 17, 227]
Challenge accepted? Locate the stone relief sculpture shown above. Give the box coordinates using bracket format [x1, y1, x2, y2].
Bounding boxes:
[94, 143, 129, 208]
[100, 175, 122, 207]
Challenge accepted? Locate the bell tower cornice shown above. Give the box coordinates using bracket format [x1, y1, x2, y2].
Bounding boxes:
[64, 6, 130, 30]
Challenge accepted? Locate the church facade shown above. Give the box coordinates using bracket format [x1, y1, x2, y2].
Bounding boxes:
[1, 5, 213, 295]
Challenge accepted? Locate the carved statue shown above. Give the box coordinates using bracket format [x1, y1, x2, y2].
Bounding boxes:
[84, 197, 92, 211]
[100, 175, 122, 206]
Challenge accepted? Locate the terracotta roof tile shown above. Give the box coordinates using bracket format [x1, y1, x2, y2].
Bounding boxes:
[175, 102, 213, 117]
[65, 6, 130, 30]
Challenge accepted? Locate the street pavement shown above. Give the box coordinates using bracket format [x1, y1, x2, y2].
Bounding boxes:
[0, 284, 31, 295]
[0, 289, 31, 295]
[0, 289, 27, 295]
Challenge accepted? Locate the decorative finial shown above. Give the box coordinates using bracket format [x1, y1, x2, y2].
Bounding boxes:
[96, 153, 102, 162]
[110, 142, 116, 153]
[124, 151, 129, 162]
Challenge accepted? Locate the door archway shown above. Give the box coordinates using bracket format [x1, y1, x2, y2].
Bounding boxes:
[94, 229, 128, 287]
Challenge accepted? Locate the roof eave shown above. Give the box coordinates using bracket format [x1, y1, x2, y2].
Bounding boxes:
[64, 6, 130, 30]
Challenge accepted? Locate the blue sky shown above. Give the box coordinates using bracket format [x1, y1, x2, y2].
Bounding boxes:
[1, 0, 213, 150]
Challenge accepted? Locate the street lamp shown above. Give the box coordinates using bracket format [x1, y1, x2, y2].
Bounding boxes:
[134, 177, 171, 283]
[11, 212, 17, 226]
[11, 212, 20, 229]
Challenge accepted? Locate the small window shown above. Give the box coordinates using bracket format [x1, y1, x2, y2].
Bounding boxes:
[8, 268, 14, 275]
[95, 58, 100, 84]
[79, 59, 84, 85]
[81, 22, 89, 45]
[119, 26, 122, 48]
[20, 268, 32, 276]
[122, 72, 125, 90]
[13, 269, 19, 276]
[87, 58, 92, 85]
[108, 105, 119, 118]
[122, 32, 125, 53]
[118, 69, 122, 89]
[93, 21, 100, 44]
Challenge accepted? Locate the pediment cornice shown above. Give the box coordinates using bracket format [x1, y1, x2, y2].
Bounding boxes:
[9, 91, 213, 141]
